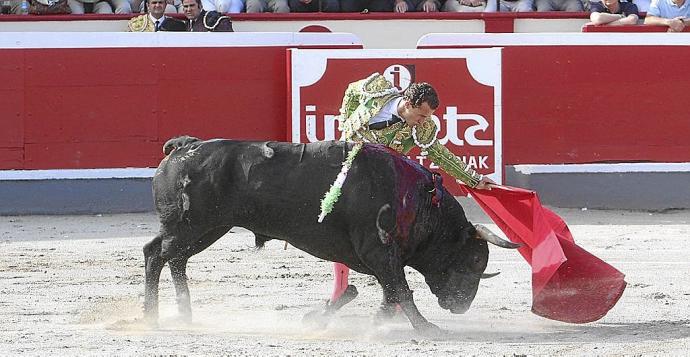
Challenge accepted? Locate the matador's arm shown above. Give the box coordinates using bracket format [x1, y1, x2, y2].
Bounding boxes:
[414, 119, 482, 188]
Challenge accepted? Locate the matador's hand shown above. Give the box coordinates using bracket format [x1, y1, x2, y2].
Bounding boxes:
[475, 176, 495, 190]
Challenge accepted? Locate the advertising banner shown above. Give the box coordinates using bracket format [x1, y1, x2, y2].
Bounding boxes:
[288, 49, 502, 194]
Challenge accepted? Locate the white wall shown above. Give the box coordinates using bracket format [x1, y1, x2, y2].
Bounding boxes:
[0, 16, 590, 49]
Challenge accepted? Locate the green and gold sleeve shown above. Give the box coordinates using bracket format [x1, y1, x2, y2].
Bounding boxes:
[427, 143, 482, 188]
[414, 119, 482, 188]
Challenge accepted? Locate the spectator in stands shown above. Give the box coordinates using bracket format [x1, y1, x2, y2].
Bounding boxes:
[340, 0, 393, 11]
[289, 0, 339, 12]
[1, 0, 20, 14]
[202, 0, 245, 13]
[182, 0, 234, 30]
[128, 0, 186, 31]
[68, 0, 132, 14]
[499, 0, 534, 11]
[588, 0, 639, 25]
[644, 0, 690, 31]
[246, 0, 288, 12]
[393, 0, 443, 12]
[443, 0, 497, 12]
[535, 0, 583, 11]
[135, 0, 184, 13]
[633, 0, 650, 11]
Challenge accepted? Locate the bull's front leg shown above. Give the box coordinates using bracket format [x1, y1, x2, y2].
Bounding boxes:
[370, 248, 440, 331]
[356, 222, 441, 333]
[378, 275, 441, 333]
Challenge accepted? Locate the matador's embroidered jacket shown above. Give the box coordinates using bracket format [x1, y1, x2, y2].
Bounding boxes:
[338, 73, 482, 188]
[127, 14, 156, 32]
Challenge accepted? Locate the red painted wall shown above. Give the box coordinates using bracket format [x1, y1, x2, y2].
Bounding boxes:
[0, 41, 359, 169]
[418, 34, 690, 165]
[2, 36, 689, 170]
[1, 47, 289, 169]
[501, 45, 690, 164]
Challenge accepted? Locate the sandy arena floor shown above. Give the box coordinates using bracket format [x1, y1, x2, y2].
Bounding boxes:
[1, 199, 689, 356]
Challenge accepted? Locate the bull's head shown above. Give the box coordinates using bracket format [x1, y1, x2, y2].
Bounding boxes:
[424, 224, 520, 314]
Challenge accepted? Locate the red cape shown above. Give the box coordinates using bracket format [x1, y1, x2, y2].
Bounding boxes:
[463, 185, 627, 323]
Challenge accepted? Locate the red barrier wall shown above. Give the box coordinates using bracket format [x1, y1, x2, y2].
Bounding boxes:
[582, 24, 690, 32]
[418, 33, 690, 165]
[0, 33, 361, 170]
[1, 47, 289, 169]
[2, 33, 689, 171]
[502, 45, 690, 165]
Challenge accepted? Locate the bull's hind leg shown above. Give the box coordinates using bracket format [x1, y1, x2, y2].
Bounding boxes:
[143, 234, 167, 324]
[164, 225, 232, 323]
[169, 257, 191, 322]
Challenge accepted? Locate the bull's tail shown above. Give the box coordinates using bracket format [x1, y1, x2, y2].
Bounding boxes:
[376, 204, 396, 244]
[163, 136, 202, 155]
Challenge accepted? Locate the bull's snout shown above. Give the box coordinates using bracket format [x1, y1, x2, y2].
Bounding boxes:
[450, 305, 471, 314]
[438, 296, 472, 314]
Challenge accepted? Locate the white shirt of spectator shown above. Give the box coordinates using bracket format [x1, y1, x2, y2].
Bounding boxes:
[149, 13, 165, 29]
[647, 0, 690, 18]
[634, 0, 651, 12]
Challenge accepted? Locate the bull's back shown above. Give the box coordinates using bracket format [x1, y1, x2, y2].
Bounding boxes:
[153, 139, 356, 226]
[152, 137, 426, 268]
[243, 140, 401, 265]
[233, 140, 362, 231]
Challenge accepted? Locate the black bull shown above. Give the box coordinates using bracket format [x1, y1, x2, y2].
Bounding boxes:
[145, 137, 519, 331]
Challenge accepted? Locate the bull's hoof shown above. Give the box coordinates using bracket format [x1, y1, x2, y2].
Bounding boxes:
[142, 312, 159, 327]
[373, 304, 404, 325]
[302, 305, 333, 329]
[171, 313, 192, 326]
[414, 321, 444, 337]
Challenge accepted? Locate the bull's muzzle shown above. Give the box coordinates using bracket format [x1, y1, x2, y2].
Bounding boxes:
[439, 296, 472, 314]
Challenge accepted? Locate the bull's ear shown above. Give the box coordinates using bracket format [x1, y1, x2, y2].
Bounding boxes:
[474, 224, 522, 249]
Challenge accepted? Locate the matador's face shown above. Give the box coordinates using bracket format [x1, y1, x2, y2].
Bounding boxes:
[400, 101, 435, 127]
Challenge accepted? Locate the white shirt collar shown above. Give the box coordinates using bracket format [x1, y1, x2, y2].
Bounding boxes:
[149, 13, 165, 23]
[370, 97, 403, 125]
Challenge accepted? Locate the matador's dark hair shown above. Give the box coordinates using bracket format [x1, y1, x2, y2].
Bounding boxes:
[403, 82, 439, 110]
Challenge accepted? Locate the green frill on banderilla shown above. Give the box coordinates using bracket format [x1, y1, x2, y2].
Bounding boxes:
[317, 142, 363, 223]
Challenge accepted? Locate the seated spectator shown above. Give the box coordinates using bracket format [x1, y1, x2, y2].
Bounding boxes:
[588, 0, 639, 25]
[1, 0, 20, 14]
[500, 0, 534, 11]
[443, 0, 497, 12]
[535, 0, 584, 11]
[202, 0, 245, 13]
[68, 0, 123, 14]
[340, 0, 393, 11]
[246, 0, 288, 12]
[136, 0, 183, 13]
[394, 0, 443, 12]
[128, 0, 186, 31]
[182, 0, 234, 30]
[289, 0, 339, 12]
[633, 0, 650, 11]
[643, 0, 689, 32]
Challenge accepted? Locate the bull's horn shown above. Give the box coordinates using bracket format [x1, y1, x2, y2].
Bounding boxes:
[481, 272, 500, 279]
[475, 224, 522, 249]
